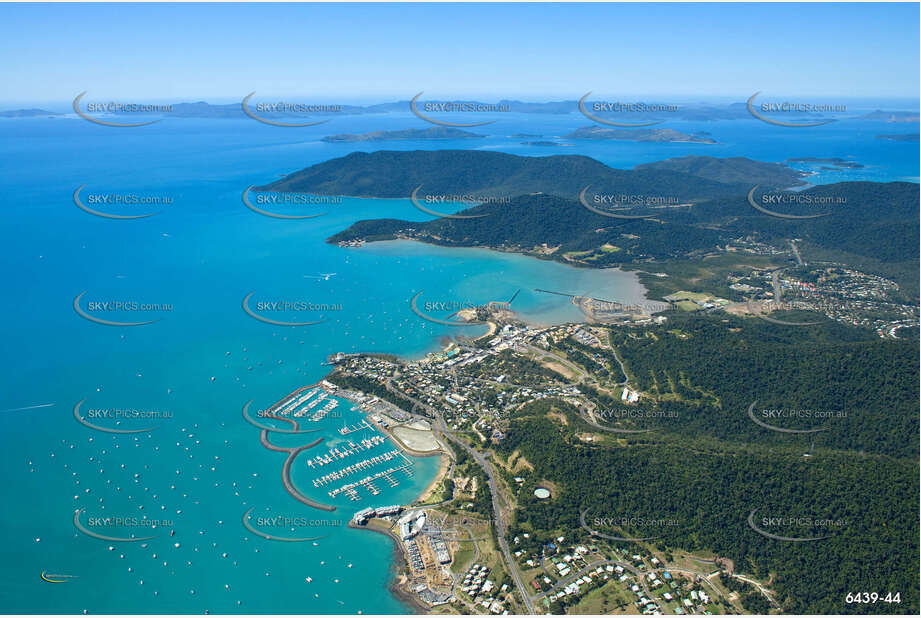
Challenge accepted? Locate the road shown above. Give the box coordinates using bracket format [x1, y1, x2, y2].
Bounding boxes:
[790, 240, 804, 266]
[606, 343, 630, 385]
[729, 572, 777, 606]
[383, 378, 536, 614]
[521, 343, 588, 382]
[772, 270, 783, 303]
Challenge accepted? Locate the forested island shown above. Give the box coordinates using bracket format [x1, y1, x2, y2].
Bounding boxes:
[259, 150, 801, 200]
[787, 157, 864, 169]
[321, 127, 485, 142]
[877, 133, 920, 142]
[565, 125, 717, 143]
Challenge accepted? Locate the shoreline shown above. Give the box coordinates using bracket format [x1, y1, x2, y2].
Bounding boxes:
[333, 383, 453, 611]
[338, 233, 644, 272]
[414, 451, 451, 505]
[341, 238, 655, 327]
[349, 520, 431, 615]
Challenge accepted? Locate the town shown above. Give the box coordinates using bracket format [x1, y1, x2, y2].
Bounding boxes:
[325, 300, 779, 614]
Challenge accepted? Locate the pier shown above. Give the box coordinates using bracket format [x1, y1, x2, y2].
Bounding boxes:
[339, 419, 372, 435]
[327, 459, 415, 501]
[534, 288, 624, 306]
[312, 449, 402, 486]
[307, 435, 387, 468]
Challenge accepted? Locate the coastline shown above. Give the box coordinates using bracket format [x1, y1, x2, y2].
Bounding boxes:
[348, 238, 654, 321]
[333, 382, 454, 612]
[337, 232, 639, 271]
[414, 452, 451, 505]
[348, 520, 430, 615]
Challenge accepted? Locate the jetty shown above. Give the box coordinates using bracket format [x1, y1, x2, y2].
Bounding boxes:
[339, 419, 372, 435]
[306, 435, 387, 468]
[327, 459, 415, 501]
[312, 449, 402, 486]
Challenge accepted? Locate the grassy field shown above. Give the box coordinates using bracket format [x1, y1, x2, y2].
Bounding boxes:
[450, 544, 475, 574]
[566, 578, 636, 615]
[622, 254, 782, 301]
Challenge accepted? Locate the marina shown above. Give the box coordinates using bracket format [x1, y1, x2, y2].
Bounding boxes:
[307, 398, 339, 422]
[256, 383, 425, 506]
[328, 460, 416, 501]
[306, 435, 388, 468]
[339, 419, 372, 435]
[312, 450, 403, 486]
[262, 385, 341, 423]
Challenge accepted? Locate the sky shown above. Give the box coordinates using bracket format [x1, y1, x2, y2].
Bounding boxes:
[0, 2, 918, 105]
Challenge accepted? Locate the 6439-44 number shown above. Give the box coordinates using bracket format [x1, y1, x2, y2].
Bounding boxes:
[846, 592, 901, 604]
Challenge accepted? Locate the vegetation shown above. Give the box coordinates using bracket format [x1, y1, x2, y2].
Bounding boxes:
[325, 371, 415, 414]
[326, 175, 918, 295]
[497, 397, 919, 615]
[634, 154, 807, 187]
[605, 313, 918, 457]
[260, 149, 754, 199]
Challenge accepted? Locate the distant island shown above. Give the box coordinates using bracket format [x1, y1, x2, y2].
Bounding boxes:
[786, 157, 864, 169]
[565, 125, 717, 143]
[860, 110, 920, 123]
[520, 141, 568, 147]
[321, 127, 485, 142]
[0, 108, 62, 118]
[877, 133, 920, 142]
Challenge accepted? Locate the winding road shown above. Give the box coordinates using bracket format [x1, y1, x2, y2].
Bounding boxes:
[382, 378, 536, 614]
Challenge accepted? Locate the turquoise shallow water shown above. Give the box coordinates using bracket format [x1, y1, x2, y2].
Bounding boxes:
[0, 112, 915, 613]
[0, 116, 649, 614]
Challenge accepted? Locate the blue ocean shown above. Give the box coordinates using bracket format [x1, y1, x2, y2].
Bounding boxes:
[0, 108, 917, 613]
